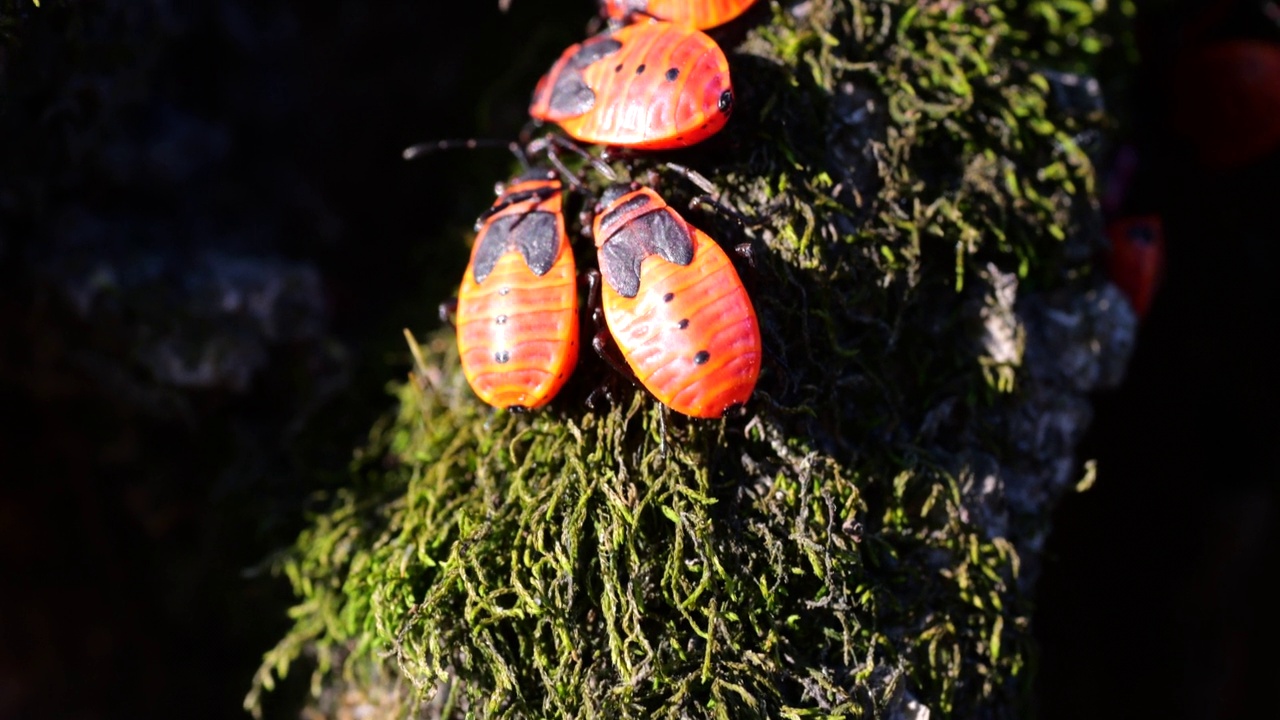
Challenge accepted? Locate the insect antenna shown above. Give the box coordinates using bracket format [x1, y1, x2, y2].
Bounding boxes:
[526, 134, 617, 187]
[401, 137, 520, 162]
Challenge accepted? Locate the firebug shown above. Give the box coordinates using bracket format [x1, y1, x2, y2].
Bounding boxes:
[587, 183, 760, 418]
[529, 21, 734, 150]
[450, 169, 580, 410]
[1106, 214, 1165, 321]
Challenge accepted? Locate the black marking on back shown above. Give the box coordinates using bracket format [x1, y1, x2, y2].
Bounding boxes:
[638, 211, 695, 266]
[472, 211, 559, 283]
[572, 36, 623, 69]
[599, 235, 648, 298]
[598, 210, 695, 298]
[548, 37, 623, 118]
[1127, 223, 1156, 245]
[599, 184, 638, 209]
[475, 182, 559, 228]
[515, 212, 561, 276]
[596, 193, 652, 236]
[547, 74, 596, 117]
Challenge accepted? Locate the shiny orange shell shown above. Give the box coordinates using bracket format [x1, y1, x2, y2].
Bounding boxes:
[592, 185, 760, 418]
[602, 0, 759, 29]
[529, 21, 733, 150]
[1106, 214, 1165, 321]
[455, 171, 579, 410]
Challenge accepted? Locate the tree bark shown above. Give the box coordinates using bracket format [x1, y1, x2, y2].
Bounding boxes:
[249, 1, 1134, 718]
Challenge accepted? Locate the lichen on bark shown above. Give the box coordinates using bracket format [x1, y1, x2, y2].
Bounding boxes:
[248, 1, 1131, 717]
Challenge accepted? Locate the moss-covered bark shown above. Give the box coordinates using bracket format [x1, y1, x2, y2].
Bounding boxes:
[248, 1, 1132, 717]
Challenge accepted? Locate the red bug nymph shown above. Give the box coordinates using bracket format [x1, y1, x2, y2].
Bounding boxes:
[602, 0, 759, 30]
[529, 21, 733, 150]
[1106, 214, 1165, 321]
[589, 183, 760, 418]
[452, 170, 580, 410]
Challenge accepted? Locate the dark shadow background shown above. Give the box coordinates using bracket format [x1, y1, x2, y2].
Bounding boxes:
[1, 1, 1275, 718]
[0, 1, 593, 717]
[1035, 1, 1280, 718]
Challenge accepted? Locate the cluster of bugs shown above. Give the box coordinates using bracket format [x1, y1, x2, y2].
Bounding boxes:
[419, 0, 764, 419]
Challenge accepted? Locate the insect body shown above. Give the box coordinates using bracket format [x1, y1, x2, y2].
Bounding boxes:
[1106, 214, 1165, 321]
[1172, 39, 1280, 170]
[590, 184, 760, 418]
[602, 0, 759, 29]
[529, 21, 733, 150]
[453, 170, 579, 410]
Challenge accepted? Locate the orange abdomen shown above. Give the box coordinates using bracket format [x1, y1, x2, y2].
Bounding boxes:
[592, 185, 759, 418]
[529, 22, 732, 150]
[455, 175, 579, 410]
[1106, 215, 1165, 321]
[603, 0, 758, 29]
[602, 232, 759, 417]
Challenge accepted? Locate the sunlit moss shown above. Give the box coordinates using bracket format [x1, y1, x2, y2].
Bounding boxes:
[248, 1, 1118, 717]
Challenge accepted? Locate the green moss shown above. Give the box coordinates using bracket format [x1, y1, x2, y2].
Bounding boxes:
[249, 1, 1117, 717]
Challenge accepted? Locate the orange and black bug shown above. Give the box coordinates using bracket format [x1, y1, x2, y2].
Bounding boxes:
[1106, 214, 1165, 321]
[587, 183, 760, 418]
[529, 21, 733, 150]
[602, 0, 759, 29]
[449, 169, 580, 410]
[1098, 144, 1164, 321]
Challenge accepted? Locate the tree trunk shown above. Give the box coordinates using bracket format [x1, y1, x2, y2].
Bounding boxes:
[249, 1, 1134, 718]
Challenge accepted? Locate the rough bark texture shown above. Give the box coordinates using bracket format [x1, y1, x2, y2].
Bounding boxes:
[246, 1, 1134, 718]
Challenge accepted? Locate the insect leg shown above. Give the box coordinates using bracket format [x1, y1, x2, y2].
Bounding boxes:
[584, 269, 638, 383]
[438, 298, 458, 329]
[664, 161, 718, 195]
